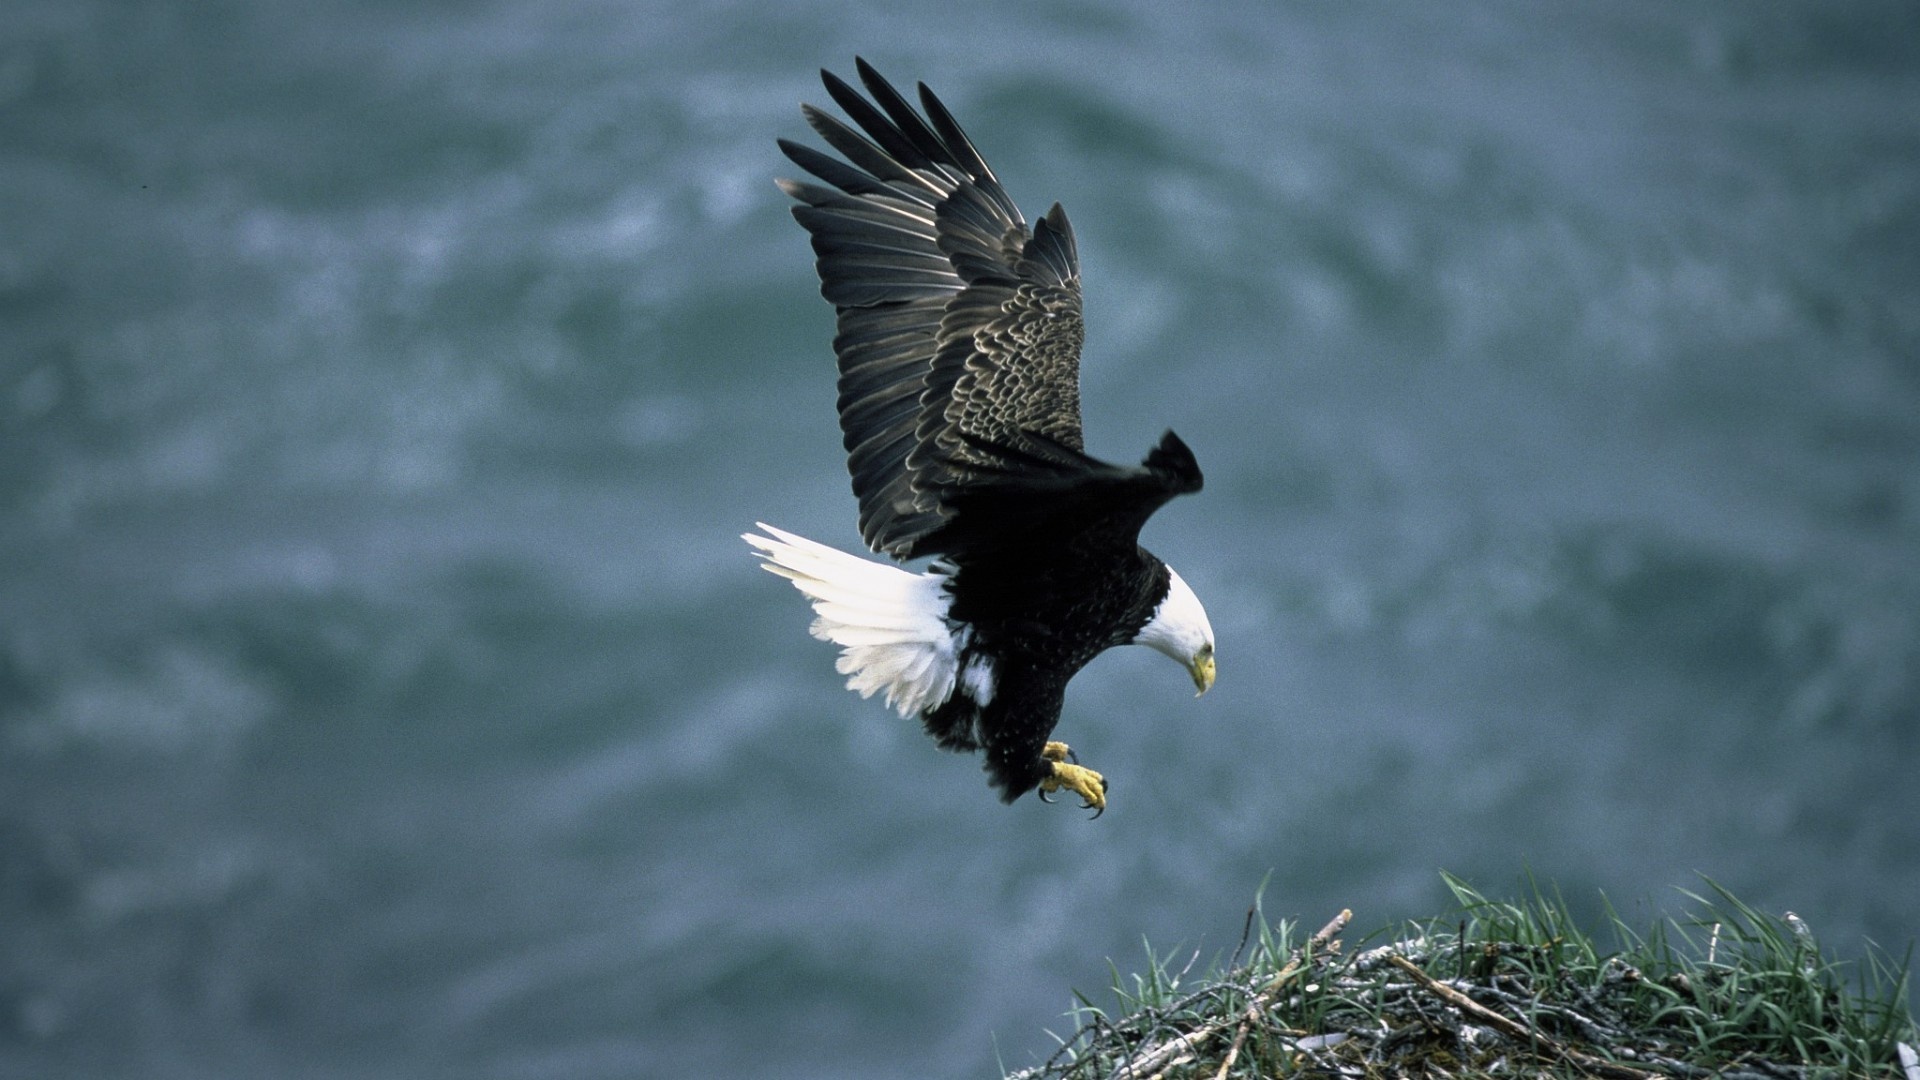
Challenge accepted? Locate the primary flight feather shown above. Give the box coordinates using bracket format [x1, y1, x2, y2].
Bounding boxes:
[747, 58, 1214, 813]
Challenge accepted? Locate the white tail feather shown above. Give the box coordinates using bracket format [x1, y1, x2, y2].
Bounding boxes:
[745, 523, 959, 718]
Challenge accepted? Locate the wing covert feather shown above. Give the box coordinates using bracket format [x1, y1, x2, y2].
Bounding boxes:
[778, 59, 1089, 559]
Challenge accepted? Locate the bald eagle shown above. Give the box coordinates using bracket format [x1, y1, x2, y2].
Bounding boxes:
[747, 59, 1215, 813]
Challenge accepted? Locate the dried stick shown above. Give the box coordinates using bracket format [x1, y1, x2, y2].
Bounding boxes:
[1386, 953, 1657, 1080]
[1126, 909, 1352, 1079]
[1209, 1001, 1259, 1080]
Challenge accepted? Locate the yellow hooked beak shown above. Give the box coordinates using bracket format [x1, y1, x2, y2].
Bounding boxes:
[1191, 646, 1216, 696]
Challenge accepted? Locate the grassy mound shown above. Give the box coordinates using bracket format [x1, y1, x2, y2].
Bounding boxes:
[1010, 875, 1916, 1079]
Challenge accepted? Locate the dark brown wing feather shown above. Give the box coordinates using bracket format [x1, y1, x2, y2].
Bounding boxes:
[915, 429, 1204, 562]
[778, 59, 1087, 559]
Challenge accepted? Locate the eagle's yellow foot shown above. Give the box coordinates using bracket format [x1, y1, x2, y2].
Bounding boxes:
[1038, 758, 1107, 816]
[1042, 741, 1075, 763]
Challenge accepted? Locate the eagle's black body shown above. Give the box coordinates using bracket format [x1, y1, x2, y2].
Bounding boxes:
[775, 60, 1205, 802]
[924, 544, 1176, 799]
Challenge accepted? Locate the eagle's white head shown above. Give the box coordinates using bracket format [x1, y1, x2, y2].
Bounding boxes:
[1133, 566, 1216, 695]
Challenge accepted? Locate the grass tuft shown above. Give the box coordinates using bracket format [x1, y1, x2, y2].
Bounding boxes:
[1007, 874, 1916, 1079]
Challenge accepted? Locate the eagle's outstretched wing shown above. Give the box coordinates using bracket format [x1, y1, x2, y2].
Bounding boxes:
[778, 58, 1086, 560]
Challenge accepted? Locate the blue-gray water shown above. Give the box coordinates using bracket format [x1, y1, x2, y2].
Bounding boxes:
[4, 2, 1917, 1077]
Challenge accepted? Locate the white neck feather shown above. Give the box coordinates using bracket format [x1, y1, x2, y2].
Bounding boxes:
[1135, 567, 1214, 663]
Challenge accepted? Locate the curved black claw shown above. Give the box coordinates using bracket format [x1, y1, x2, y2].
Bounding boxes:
[1037, 787, 1055, 804]
[1085, 776, 1108, 819]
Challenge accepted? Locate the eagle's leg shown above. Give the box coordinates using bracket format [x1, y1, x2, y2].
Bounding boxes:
[1035, 741, 1073, 798]
[1037, 741, 1106, 814]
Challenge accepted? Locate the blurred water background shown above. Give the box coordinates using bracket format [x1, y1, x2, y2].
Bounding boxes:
[4, 2, 1918, 1077]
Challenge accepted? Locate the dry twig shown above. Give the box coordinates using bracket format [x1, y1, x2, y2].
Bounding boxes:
[1122, 908, 1351, 1078]
[1386, 953, 1656, 1080]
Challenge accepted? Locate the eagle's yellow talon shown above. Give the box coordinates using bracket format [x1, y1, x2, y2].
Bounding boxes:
[1040, 760, 1106, 813]
[1042, 741, 1073, 763]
